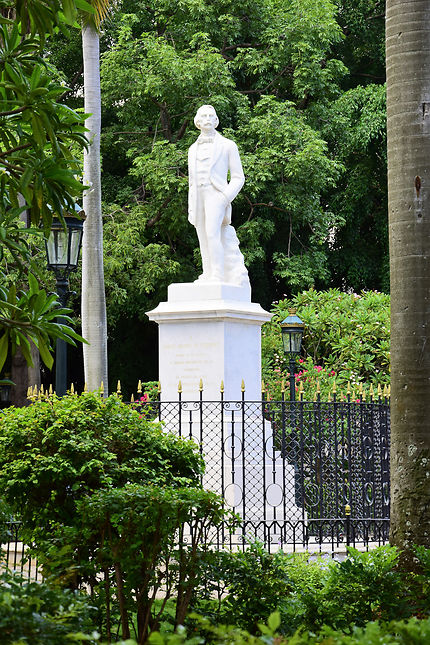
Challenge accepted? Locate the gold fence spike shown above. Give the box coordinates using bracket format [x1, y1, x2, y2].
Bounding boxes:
[70, 383, 75, 394]
[178, 380, 182, 393]
[316, 380, 321, 394]
[332, 381, 336, 394]
[281, 379, 285, 393]
[369, 384, 375, 401]
[347, 382, 351, 395]
[388, 384, 391, 397]
[241, 379, 245, 392]
[345, 503, 351, 516]
[327, 391, 332, 402]
[351, 388, 356, 401]
[299, 381, 304, 396]
[131, 393, 135, 403]
[40, 384, 44, 395]
[100, 381, 104, 395]
[358, 383, 363, 397]
[199, 378, 203, 392]
[377, 383, 382, 399]
[261, 380, 266, 393]
[26, 386, 31, 398]
[49, 384, 53, 395]
[157, 381, 161, 393]
[137, 380, 142, 394]
[117, 380, 121, 395]
[220, 380, 224, 393]
[84, 382, 88, 392]
[383, 384, 388, 398]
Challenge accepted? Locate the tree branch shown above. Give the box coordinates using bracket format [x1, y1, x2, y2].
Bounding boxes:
[0, 142, 31, 158]
[0, 106, 28, 117]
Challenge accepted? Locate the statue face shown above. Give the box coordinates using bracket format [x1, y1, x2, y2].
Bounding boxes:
[195, 106, 218, 133]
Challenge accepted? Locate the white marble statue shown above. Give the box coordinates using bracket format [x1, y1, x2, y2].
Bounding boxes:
[188, 105, 249, 286]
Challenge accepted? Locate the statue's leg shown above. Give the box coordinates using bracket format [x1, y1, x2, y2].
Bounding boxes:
[204, 187, 225, 281]
[194, 190, 211, 281]
[195, 224, 211, 279]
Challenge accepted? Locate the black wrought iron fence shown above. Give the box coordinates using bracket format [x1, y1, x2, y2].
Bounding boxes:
[134, 394, 390, 551]
[2, 396, 390, 573]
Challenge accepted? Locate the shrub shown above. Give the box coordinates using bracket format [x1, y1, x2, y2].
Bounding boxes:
[149, 614, 430, 645]
[0, 391, 203, 543]
[262, 289, 390, 399]
[0, 392, 230, 642]
[191, 545, 429, 637]
[0, 569, 94, 645]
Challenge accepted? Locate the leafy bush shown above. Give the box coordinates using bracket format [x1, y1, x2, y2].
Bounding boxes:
[0, 391, 203, 541]
[262, 289, 390, 399]
[0, 392, 230, 642]
[149, 613, 430, 645]
[306, 546, 406, 631]
[78, 483, 231, 642]
[0, 569, 94, 645]
[191, 545, 429, 637]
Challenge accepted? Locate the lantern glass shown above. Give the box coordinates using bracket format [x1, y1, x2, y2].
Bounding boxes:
[280, 309, 305, 358]
[46, 215, 84, 275]
[282, 329, 303, 355]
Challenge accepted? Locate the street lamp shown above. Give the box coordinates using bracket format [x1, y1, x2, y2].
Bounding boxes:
[280, 308, 305, 402]
[280, 307, 305, 508]
[45, 209, 84, 396]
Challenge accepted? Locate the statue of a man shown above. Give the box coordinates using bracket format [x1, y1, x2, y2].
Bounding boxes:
[188, 105, 249, 286]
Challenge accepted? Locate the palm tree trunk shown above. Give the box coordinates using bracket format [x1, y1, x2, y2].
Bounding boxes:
[81, 22, 108, 392]
[386, 0, 430, 566]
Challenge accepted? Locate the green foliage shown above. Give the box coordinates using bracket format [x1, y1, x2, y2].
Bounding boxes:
[262, 289, 390, 399]
[0, 569, 94, 645]
[93, 0, 348, 322]
[0, 391, 203, 541]
[148, 614, 430, 645]
[0, 391, 231, 642]
[191, 545, 430, 637]
[0, 0, 89, 373]
[79, 484, 231, 642]
[304, 547, 405, 632]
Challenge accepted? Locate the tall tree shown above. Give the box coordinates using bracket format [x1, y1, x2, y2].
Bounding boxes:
[81, 1, 110, 392]
[386, 0, 430, 566]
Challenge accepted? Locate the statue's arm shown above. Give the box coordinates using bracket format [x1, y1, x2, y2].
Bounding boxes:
[225, 142, 245, 203]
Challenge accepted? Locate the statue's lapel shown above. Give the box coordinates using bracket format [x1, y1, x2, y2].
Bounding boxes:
[210, 132, 223, 169]
[190, 142, 198, 178]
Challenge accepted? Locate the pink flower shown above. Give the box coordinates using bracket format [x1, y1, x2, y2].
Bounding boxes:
[299, 358, 304, 363]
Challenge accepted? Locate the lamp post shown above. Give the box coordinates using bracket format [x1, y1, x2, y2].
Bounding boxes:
[280, 307, 305, 507]
[280, 308, 305, 401]
[45, 210, 84, 396]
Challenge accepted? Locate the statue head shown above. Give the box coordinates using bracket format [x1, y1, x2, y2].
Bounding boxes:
[194, 105, 219, 132]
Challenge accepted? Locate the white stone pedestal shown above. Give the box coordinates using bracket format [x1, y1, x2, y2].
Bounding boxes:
[147, 281, 304, 546]
[147, 282, 271, 400]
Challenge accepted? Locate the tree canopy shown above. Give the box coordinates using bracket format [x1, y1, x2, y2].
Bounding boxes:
[36, 0, 388, 391]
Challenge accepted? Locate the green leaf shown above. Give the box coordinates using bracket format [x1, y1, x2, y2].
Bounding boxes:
[267, 611, 281, 632]
[0, 332, 9, 371]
